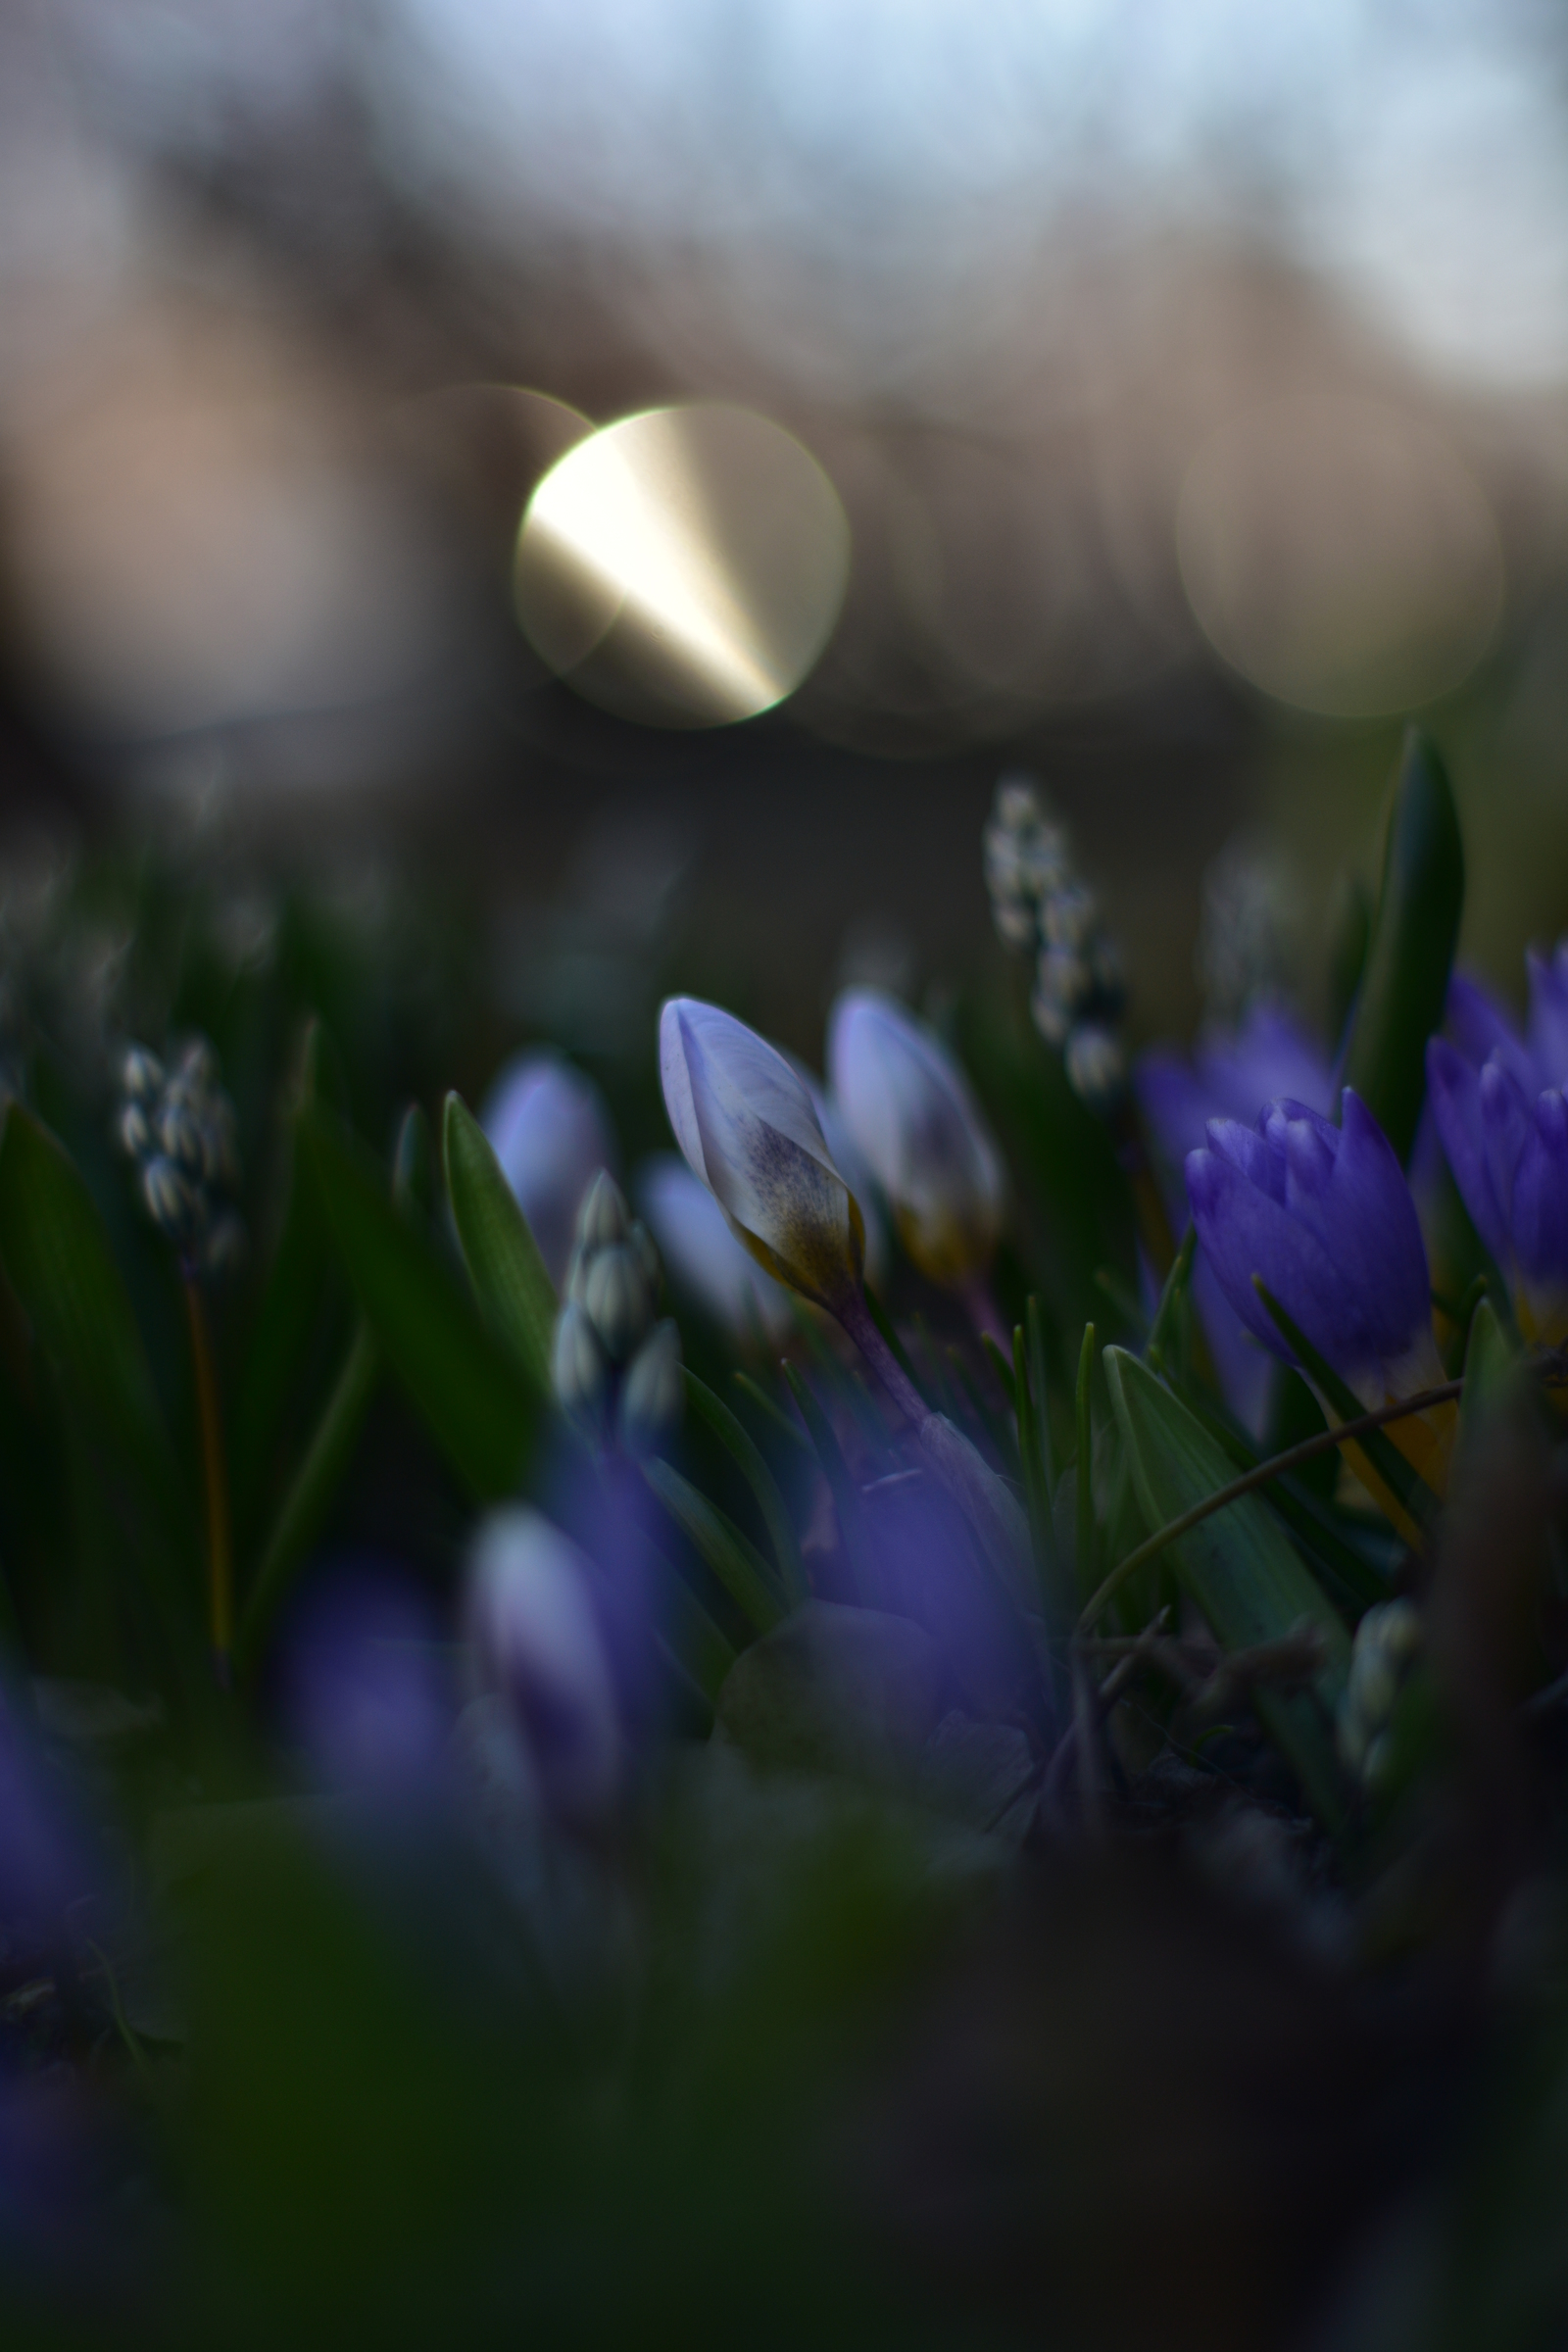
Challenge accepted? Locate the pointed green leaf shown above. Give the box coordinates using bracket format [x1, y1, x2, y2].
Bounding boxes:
[1458, 1295, 1523, 1458]
[1341, 726, 1464, 1165]
[1103, 1347, 1349, 1825]
[301, 1106, 534, 1502]
[683, 1368, 808, 1606]
[441, 1093, 556, 1402]
[641, 1457, 785, 1637]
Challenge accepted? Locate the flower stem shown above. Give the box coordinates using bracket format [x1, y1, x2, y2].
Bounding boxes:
[835, 1290, 928, 1426]
[183, 1275, 233, 1688]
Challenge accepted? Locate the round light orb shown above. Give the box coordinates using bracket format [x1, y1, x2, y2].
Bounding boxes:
[1176, 396, 1504, 718]
[514, 402, 851, 727]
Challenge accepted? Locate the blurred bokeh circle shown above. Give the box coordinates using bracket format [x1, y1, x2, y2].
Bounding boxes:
[513, 402, 852, 727]
[1176, 396, 1505, 718]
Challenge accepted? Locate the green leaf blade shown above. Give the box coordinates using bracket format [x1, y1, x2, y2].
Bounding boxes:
[683, 1368, 808, 1607]
[641, 1457, 786, 1638]
[441, 1093, 557, 1404]
[1103, 1347, 1349, 1826]
[302, 1106, 535, 1503]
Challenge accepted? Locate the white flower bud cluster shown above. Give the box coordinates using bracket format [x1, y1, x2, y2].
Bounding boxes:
[551, 1171, 683, 1457]
[1337, 1597, 1423, 1788]
[982, 772, 1127, 1113]
[1197, 836, 1300, 1024]
[116, 1037, 245, 1278]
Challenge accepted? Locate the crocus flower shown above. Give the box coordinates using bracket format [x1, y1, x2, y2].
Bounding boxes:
[279, 1562, 452, 1796]
[1428, 947, 1568, 1344]
[636, 1152, 793, 1345]
[660, 996, 1035, 1618]
[660, 997, 865, 1312]
[481, 1052, 618, 1291]
[1138, 1005, 1335, 1432]
[466, 1506, 622, 1828]
[825, 987, 1004, 1297]
[1186, 1092, 1453, 1512]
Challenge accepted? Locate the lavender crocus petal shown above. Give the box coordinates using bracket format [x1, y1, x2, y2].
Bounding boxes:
[1205, 1115, 1288, 1205]
[282, 1565, 450, 1795]
[481, 1054, 618, 1291]
[1427, 1039, 1508, 1264]
[1277, 1103, 1340, 1246]
[1527, 944, 1568, 1091]
[1192, 1252, 1275, 1438]
[1187, 1144, 1371, 1370]
[1480, 1057, 1535, 1242]
[1316, 1091, 1433, 1361]
[1510, 1091, 1568, 1305]
[467, 1507, 621, 1825]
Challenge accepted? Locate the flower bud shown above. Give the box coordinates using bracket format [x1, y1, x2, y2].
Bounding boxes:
[141, 1154, 203, 1249]
[826, 988, 1003, 1288]
[552, 1300, 610, 1428]
[1065, 1022, 1126, 1113]
[617, 1319, 684, 1457]
[577, 1168, 631, 1254]
[120, 1044, 165, 1104]
[203, 1209, 247, 1281]
[156, 1096, 208, 1176]
[660, 996, 863, 1311]
[174, 1036, 220, 1093]
[117, 1100, 154, 1160]
[1042, 882, 1098, 954]
[466, 1506, 621, 1827]
[1338, 1598, 1422, 1781]
[582, 1242, 654, 1364]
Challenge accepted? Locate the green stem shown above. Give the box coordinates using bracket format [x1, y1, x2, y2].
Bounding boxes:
[1075, 1322, 1096, 1596]
[183, 1277, 233, 1688]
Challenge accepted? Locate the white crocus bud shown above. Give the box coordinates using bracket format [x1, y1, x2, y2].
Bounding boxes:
[825, 988, 1003, 1289]
[636, 1155, 793, 1345]
[617, 1318, 685, 1456]
[659, 998, 863, 1313]
[466, 1507, 621, 1826]
[481, 1053, 619, 1292]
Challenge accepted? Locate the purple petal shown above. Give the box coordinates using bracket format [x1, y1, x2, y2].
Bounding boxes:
[1528, 943, 1568, 1090]
[1511, 1091, 1568, 1300]
[1316, 1091, 1432, 1360]
[1205, 1115, 1287, 1203]
[1428, 1038, 1508, 1265]
[1187, 1146, 1371, 1373]
[1480, 1058, 1535, 1241]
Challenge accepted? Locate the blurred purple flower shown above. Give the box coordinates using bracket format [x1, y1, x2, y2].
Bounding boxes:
[280, 1563, 451, 1796]
[1429, 948, 1568, 1344]
[1138, 1006, 1335, 1431]
[465, 1507, 622, 1829]
[636, 1152, 793, 1346]
[481, 1052, 618, 1291]
[0, 1685, 90, 1932]
[1187, 1090, 1446, 1419]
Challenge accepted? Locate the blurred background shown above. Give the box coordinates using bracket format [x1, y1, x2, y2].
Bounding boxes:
[2, 0, 1566, 1059]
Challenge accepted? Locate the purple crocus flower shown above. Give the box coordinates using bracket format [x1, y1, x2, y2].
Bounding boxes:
[1138, 1007, 1335, 1431]
[1186, 1092, 1441, 1405]
[1428, 948, 1568, 1344]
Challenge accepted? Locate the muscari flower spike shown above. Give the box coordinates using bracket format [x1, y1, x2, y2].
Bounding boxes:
[552, 1170, 682, 1457]
[115, 1035, 244, 1280]
[982, 772, 1127, 1113]
[1186, 1090, 1454, 1515]
[1428, 948, 1568, 1347]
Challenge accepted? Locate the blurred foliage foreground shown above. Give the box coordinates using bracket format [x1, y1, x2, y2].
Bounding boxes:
[5, 736, 1568, 2352]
